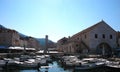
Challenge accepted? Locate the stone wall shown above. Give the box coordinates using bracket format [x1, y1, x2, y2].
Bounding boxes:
[0, 29, 20, 46]
[118, 38, 120, 47]
[57, 21, 117, 55]
[89, 23, 116, 50]
[26, 37, 41, 50]
[0, 29, 41, 50]
[117, 32, 120, 47]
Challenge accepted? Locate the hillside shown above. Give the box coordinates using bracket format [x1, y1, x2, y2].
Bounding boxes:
[36, 38, 56, 49]
[0, 24, 56, 49]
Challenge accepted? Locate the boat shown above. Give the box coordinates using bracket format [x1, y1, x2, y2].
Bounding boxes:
[40, 58, 48, 66]
[61, 56, 81, 68]
[106, 61, 120, 71]
[0, 60, 6, 70]
[17, 59, 39, 69]
[74, 58, 105, 71]
[75, 62, 105, 70]
[0, 60, 6, 67]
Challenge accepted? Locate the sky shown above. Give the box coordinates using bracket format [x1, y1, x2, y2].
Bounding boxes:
[0, 0, 120, 42]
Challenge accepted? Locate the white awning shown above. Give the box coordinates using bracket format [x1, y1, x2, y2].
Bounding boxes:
[9, 46, 35, 50]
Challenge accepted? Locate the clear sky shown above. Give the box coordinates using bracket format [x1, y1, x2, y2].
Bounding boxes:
[0, 0, 120, 42]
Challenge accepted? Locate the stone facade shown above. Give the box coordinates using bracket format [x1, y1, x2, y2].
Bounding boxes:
[117, 32, 120, 48]
[118, 39, 120, 47]
[57, 37, 68, 52]
[0, 28, 41, 50]
[26, 37, 40, 50]
[0, 29, 20, 46]
[57, 20, 117, 55]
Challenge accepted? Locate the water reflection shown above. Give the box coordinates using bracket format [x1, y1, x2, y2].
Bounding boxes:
[1, 61, 116, 72]
[1, 61, 73, 72]
[40, 61, 73, 72]
[20, 70, 39, 72]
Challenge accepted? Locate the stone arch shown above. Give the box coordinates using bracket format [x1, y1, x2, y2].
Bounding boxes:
[96, 42, 112, 56]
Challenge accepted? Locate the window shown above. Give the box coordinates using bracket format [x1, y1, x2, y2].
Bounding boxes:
[110, 35, 112, 39]
[95, 34, 98, 38]
[102, 34, 105, 39]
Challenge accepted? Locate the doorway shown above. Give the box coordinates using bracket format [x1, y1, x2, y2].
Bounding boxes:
[96, 43, 112, 56]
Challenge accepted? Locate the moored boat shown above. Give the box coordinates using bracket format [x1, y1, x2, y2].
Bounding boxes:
[17, 59, 39, 69]
[0, 60, 6, 67]
[105, 61, 120, 71]
[74, 58, 106, 71]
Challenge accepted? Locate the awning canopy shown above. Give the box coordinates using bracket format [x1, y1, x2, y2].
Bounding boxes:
[9, 46, 36, 50]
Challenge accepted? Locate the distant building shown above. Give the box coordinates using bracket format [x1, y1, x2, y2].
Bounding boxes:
[0, 28, 20, 47]
[25, 37, 40, 50]
[57, 20, 117, 56]
[0, 28, 41, 52]
[57, 37, 68, 52]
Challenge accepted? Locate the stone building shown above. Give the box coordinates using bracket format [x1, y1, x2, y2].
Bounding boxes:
[0, 28, 20, 47]
[0, 28, 41, 51]
[25, 37, 41, 50]
[57, 37, 68, 52]
[117, 32, 120, 48]
[57, 20, 117, 56]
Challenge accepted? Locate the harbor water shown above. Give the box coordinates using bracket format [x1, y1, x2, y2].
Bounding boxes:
[1, 61, 73, 72]
[1, 61, 115, 72]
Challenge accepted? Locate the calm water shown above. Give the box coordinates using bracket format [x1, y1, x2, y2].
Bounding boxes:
[1, 61, 73, 72]
[1, 61, 116, 72]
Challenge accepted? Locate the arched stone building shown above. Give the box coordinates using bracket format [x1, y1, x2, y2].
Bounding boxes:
[57, 20, 117, 56]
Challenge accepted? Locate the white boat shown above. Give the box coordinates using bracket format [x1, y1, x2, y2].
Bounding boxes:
[17, 59, 39, 69]
[106, 61, 120, 70]
[0, 60, 6, 67]
[4, 58, 20, 65]
[65, 61, 74, 67]
[61, 56, 81, 68]
[75, 62, 105, 70]
[40, 58, 48, 66]
[41, 66, 52, 68]
[74, 58, 105, 71]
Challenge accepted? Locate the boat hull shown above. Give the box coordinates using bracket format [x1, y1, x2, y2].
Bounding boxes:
[105, 65, 120, 72]
[17, 63, 39, 69]
[74, 63, 106, 72]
